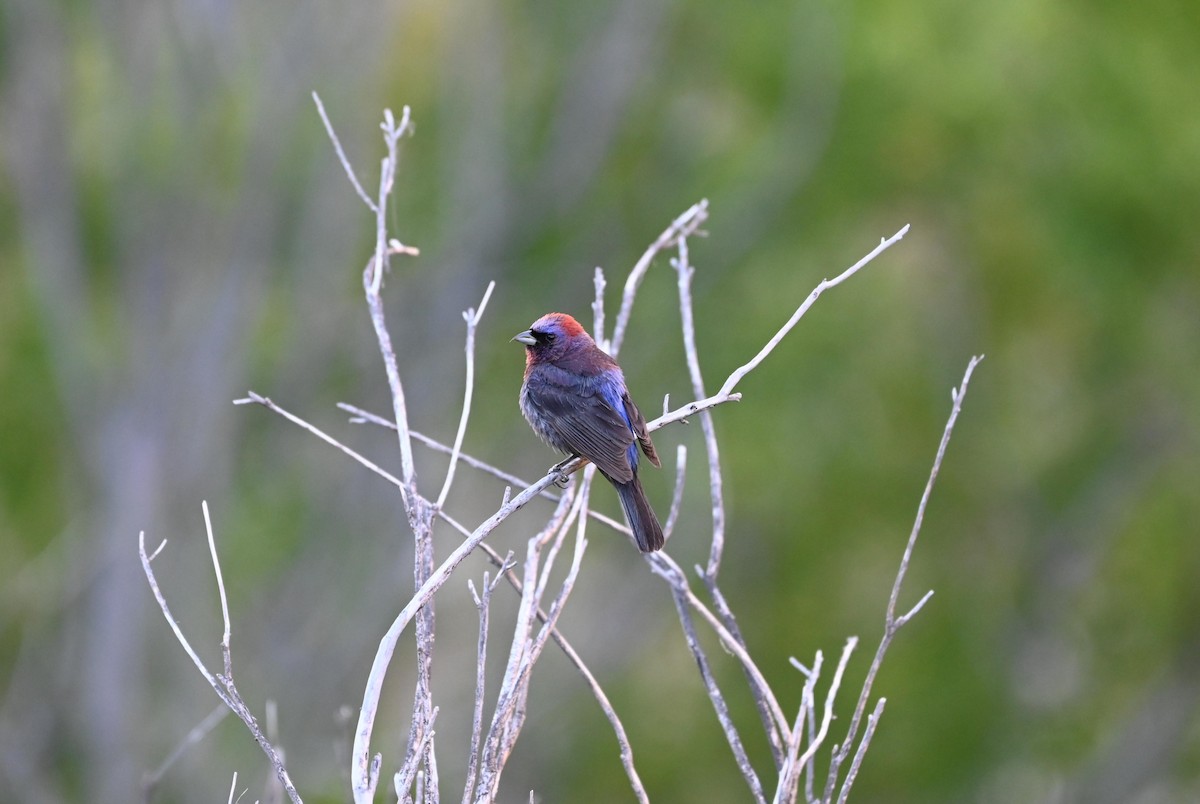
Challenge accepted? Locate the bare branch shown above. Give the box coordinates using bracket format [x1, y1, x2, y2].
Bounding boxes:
[202, 501, 233, 681]
[395, 707, 439, 803]
[368, 106, 414, 297]
[364, 274, 419, 500]
[718, 225, 911, 399]
[784, 649, 823, 804]
[672, 229, 728, 577]
[887, 356, 984, 624]
[700, 568, 785, 771]
[823, 354, 983, 801]
[462, 570, 504, 804]
[239, 392, 408, 506]
[436, 281, 496, 509]
[138, 512, 302, 804]
[800, 659, 820, 803]
[311, 92, 378, 213]
[139, 532, 231, 708]
[678, 568, 787, 741]
[661, 444, 688, 543]
[592, 266, 608, 350]
[835, 698, 886, 804]
[647, 552, 790, 745]
[788, 637, 857, 795]
[222, 158, 947, 804]
[146, 538, 167, 563]
[142, 705, 229, 800]
[405, 505, 440, 804]
[610, 200, 709, 356]
[896, 589, 935, 627]
[345, 389, 741, 486]
[646, 390, 742, 432]
[668, 583, 766, 804]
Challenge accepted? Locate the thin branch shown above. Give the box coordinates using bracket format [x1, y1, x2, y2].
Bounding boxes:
[436, 281, 496, 509]
[886, 359, 983, 624]
[672, 230, 728, 578]
[202, 501, 233, 681]
[896, 589, 935, 628]
[238, 393, 408, 506]
[138, 513, 302, 804]
[610, 200, 709, 356]
[718, 225, 911, 399]
[368, 106, 414, 297]
[364, 262, 419, 500]
[823, 354, 983, 802]
[646, 552, 791, 744]
[521, 479, 593, 690]
[140, 533, 224, 706]
[316, 103, 441, 804]
[835, 698, 886, 804]
[701, 568, 785, 771]
[395, 707, 439, 803]
[142, 705, 229, 800]
[784, 637, 857, 803]
[462, 569, 507, 804]
[782, 650, 823, 804]
[661, 444, 688, 543]
[645, 390, 743, 432]
[341, 408, 536, 492]
[668, 583, 766, 804]
[312, 92, 378, 213]
[592, 266, 608, 351]
[800, 659, 820, 803]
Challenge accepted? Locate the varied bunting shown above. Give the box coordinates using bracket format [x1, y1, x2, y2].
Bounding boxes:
[513, 312, 664, 552]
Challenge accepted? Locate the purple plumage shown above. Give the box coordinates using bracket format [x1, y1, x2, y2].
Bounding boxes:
[513, 312, 664, 552]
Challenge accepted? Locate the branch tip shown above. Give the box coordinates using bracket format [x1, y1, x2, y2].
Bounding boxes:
[897, 590, 935, 626]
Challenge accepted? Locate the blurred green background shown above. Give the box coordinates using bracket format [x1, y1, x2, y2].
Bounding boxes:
[2, 0, 1198, 801]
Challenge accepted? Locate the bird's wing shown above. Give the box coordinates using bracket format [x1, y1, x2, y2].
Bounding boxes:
[621, 393, 661, 468]
[527, 382, 637, 483]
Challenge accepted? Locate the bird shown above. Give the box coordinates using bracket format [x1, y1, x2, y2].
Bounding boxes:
[513, 312, 664, 552]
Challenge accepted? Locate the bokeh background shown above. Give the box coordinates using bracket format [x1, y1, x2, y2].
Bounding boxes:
[2, 0, 1198, 801]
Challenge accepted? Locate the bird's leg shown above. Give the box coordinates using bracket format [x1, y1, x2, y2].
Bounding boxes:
[548, 455, 587, 488]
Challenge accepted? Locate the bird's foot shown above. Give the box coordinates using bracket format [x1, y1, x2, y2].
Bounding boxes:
[548, 456, 578, 488]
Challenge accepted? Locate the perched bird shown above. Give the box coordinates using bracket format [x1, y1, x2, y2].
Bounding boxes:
[513, 312, 664, 552]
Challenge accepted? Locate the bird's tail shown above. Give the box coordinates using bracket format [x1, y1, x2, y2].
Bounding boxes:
[614, 476, 664, 552]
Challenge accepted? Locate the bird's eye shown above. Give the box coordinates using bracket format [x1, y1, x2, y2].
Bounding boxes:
[543, 332, 556, 344]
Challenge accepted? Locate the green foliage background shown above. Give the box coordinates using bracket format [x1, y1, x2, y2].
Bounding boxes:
[2, 0, 1197, 801]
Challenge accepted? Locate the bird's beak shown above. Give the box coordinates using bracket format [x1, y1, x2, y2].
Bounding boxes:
[512, 329, 536, 346]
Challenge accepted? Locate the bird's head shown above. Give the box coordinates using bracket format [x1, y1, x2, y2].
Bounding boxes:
[512, 312, 592, 364]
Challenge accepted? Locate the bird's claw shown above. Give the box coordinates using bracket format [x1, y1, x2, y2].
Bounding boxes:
[547, 458, 575, 488]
